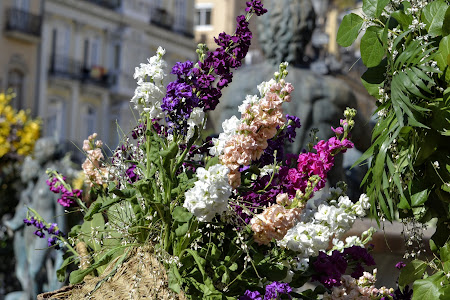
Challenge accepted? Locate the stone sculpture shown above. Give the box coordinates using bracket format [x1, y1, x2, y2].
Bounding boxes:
[210, 0, 373, 193]
[3, 138, 77, 300]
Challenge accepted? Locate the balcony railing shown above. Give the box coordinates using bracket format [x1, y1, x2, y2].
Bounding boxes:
[5, 7, 42, 37]
[83, 0, 121, 10]
[150, 8, 194, 38]
[49, 54, 110, 88]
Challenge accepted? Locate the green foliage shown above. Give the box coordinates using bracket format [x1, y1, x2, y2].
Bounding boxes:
[363, 0, 390, 18]
[412, 272, 446, 300]
[337, 13, 364, 47]
[339, 0, 450, 297]
[360, 26, 385, 67]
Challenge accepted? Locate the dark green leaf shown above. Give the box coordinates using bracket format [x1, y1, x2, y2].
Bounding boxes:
[112, 188, 136, 199]
[57, 254, 73, 282]
[363, 0, 390, 18]
[84, 201, 102, 221]
[412, 271, 445, 300]
[361, 59, 387, 97]
[69, 249, 115, 284]
[361, 26, 385, 67]
[443, 7, 450, 36]
[337, 13, 364, 47]
[392, 10, 413, 30]
[421, 0, 448, 37]
[399, 260, 428, 289]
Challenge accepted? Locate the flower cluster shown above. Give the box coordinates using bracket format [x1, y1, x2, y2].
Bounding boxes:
[23, 216, 64, 249]
[160, 4, 267, 134]
[0, 92, 40, 159]
[278, 193, 370, 257]
[183, 164, 232, 222]
[82, 133, 108, 187]
[312, 246, 376, 288]
[240, 281, 292, 300]
[46, 174, 82, 207]
[219, 63, 294, 187]
[245, 0, 268, 16]
[324, 269, 393, 300]
[250, 193, 304, 245]
[130, 47, 167, 118]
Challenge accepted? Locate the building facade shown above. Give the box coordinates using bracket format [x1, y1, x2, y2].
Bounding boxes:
[0, 0, 43, 112]
[194, 0, 263, 65]
[2, 0, 196, 151]
[39, 0, 196, 150]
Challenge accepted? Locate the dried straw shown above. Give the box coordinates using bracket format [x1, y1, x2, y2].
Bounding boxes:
[37, 246, 185, 300]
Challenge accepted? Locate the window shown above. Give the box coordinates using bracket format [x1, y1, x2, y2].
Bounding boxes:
[7, 69, 24, 110]
[14, 0, 30, 11]
[195, 3, 212, 29]
[112, 44, 121, 70]
[46, 99, 66, 141]
[174, 0, 186, 29]
[83, 105, 97, 138]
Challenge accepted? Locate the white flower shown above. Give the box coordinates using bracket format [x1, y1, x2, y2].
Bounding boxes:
[257, 79, 276, 97]
[238, 95, 259, 114]
[209, 116, 241, 156]
[186, 107, 205, 140]
[183, 164, 232, 222]
[131, 48, 167, 116]
[337, 196, 352, 208]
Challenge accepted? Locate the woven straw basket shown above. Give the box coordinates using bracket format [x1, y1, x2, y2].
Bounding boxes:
[37, 246, 185, 300]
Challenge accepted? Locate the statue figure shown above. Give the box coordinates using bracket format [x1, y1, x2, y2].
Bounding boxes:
[3, 138, 75, 300]
[258, 0, 316, 66]
[210, 0, 373, 194]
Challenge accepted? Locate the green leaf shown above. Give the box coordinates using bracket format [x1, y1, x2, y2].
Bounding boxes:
[361, 59, 387, 97]
[69, 248, 116, 284]
[337, 13, 364, 47]
[56, 254, 73, 282]
[440, 242, 450, 263]
[168, 265, 182, 293]
[411, 189, 429, 207]
[436, 35, 450, 83]
[112, 188, 136, 199]
[172, 206, 193, 223]
[360, 26, 385, 67]
[398, 260, 428, 289]
[175, 222, 189, 237]
[81, 213, 105, 252]
[421, 0, 449, 37]
[443, 7, 450, 36]
[84, 197, 106, 221]
[412, 271, 445, 300]
[363, 0, 390, 18]
[392, 10, 413, 30]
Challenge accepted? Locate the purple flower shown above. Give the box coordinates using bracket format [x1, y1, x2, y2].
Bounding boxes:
[343, 246, 376, 267]
[312, 250, 348, 288]
[395, 261, 406, 270]
[23, 217, 35, 226]
[245, 0, 268, 16]
[264, 282, 292, 300]
[126, 164, 140, 183]
[240, 290, 262, 300]
[34, 230, 45, 238]
[47, 236, 57, 247]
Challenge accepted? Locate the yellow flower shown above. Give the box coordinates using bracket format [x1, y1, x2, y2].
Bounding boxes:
[0, 92, 41, 159]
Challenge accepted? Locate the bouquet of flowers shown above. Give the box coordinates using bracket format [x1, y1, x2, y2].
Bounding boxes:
[27, 2, 402, 299]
